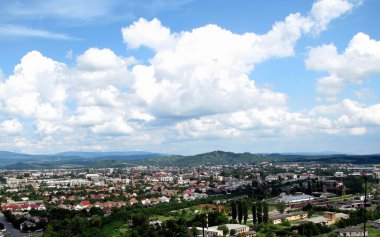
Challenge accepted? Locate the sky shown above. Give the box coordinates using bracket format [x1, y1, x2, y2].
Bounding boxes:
[0, 0, 380, 155]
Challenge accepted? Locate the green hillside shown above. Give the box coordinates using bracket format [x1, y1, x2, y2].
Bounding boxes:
[131, 151, 380, 167]
[132, 151, 283, 167]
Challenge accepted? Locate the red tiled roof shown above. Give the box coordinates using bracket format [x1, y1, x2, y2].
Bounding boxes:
[81, 200, 91, 206]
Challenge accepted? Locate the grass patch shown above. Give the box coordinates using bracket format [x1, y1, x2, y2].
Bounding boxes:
[152, 215, 173, 222]
[368, 227, 380, 237]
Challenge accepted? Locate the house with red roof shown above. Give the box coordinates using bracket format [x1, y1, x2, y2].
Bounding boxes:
[81, 200, 91, 208]
[129, 198, 138, 206]
[183, 190, 193, 195]
[2, 204, 19, 211]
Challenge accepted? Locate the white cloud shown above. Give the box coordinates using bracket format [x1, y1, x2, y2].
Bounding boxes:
[175, 117, 241, 139]
[0, 119, 23, 135]
[90, 116, 133, 135]
[36, 120, 72, 135]
[0, 0, 371, 152]
[350, 127, 366, 135]
[306, 32, 380, 95]
[67, 106, 109, 126]
[77, 85, 123, 108]
[73, 48, 133, 89]
[0, 0, 120, 21]
[0, 0, 192, 23]
[310, 0, 354, 33]
[76, 48, 133, 71]
[0, 51, 67, 120]
[122, 18, 176, 50]
[122, 0, 357, 119]
[124, 16, 312, 118]
[310, 99, 380, 132]
[0, 24, 78, 40]
[175, 97, 380, 139]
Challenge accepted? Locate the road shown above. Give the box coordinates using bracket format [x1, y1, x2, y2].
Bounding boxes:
[0, 212, 29, 237]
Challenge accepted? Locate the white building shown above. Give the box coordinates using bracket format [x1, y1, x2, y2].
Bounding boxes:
[336, 228, 367, 237]
[193, 224, 251, 237]
[279, 194, 314, 203]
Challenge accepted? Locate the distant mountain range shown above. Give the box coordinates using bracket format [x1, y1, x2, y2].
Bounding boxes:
[0, 150, 379, 170]
[55, 151, 160, 157]
[131, 151, 380, 167]
[0, 151, 164, 169]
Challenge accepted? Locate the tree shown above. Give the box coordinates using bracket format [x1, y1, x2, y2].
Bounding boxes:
[90, 207, 104, 216]
[257, 202, 263, 224]
[252, 203, 257, 225]
[237, 200, 243, 224]
[70, 215, 88, 235]
[218, 225, 229, 236]
[231, 201, 237, 221]
[208, 211, 228, 226]
[191, 226, 198, 236]
[90, 215, 102, 228]
[263, 202, 269, 223]
[243, 201, 249, 224]
[307, 179, 312, 194]
[265, 229, 275, 237]
[131, 213, 148, 228]
[281, 219, 291, 227]
[276, 202, 286, 214]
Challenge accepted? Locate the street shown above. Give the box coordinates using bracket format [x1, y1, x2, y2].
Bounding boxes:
[0, 212, 29, 237]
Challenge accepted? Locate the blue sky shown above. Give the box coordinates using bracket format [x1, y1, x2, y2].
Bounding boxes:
[0, 0, 380, 155]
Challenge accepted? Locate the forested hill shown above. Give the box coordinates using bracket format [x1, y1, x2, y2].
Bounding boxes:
[131, 151, 277, 166]
[131, 151, 380, 167]
[1, 150, 379, 169]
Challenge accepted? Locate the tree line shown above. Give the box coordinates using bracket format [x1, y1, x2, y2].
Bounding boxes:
[230, 200, 269, 225]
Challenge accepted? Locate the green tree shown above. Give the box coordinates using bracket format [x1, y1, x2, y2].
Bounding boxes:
[131, 214, 148, 228]
[276, 202, 286, 214]
[231, 201, 237, 221]
[70, 215, 89, 235]
[263, 202, 269, 223]
[257, 202, 263, 224]
[243, 201, 249, 224]
[208, 211, 228, 226]
[252, 203, 257, 225]
[265, 229, 275, 237]
[89, 207, 104, 216]
[307, 179, 312, 194]
[90, 215, 102, 228]
[218, 225, 229, 236]
[237, 200, 243, 224]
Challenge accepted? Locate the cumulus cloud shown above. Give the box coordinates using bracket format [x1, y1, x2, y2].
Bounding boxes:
[77, 85, 123, 108]
[122, 0, 358, 119]
[310, 99, 380, 133]
[0, 0, 372, 152]
[122, 18, 176, 50]
[310, 0, 354, 33]
[175, 98, 380, 139]
[0, 119, 23, 135]
[36, 120, 72, 135]
[73, 48, 134, 89]
[306, 32, 380, 95]
[0, 51, 67, 120]
[90, 116, 133, 135]
[123, 16, 312, 118]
